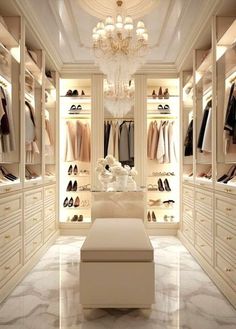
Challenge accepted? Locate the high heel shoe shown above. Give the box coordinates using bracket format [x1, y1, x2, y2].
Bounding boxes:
[217, 165, 235, 182]
[222, 167, 236, 184]
[163, 88, 169, 99]
[74, 165, 78, 175]
[147, 211, 151, 222]
[74, 196, 80, 207]
[72, 180, 77, 191]
[152, 90, 157, 99]
[157, 178, 164, 191]
[151, 211, 156, 222]
[66, 180, 72, 191]
[164, 178, 171, 191]
[68, 165, 73, 175]
[63, 197, 69, 207]
[158, 87, 163, 99]
[68, 197, 73, 207]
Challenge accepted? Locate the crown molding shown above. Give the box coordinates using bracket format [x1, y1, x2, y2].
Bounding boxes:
[14, 0, 63, 71]
[175, 0, 221, 71]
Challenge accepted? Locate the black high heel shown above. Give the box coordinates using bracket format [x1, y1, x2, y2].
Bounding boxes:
[74, 165, 78, 175]
[157, 178, 164, 191]
[72, 181, 77, 191]
[68, 197, 73, 207]
[68, 165, 73, 175]
[151, 211, 156, 222]
[164, 178, 171, 191]
[147, 211, 151, 222]
[66, 181, 72, 191]
[63, 197, 69, 207]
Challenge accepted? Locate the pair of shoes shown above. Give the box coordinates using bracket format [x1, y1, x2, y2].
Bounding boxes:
[68, 165, 78, 175]
[147, 211, 156, 222]
[66, 180, 77, 191]
[148, 199, 161, 207]
[158, 178, 171, 191]
[147, 184, 158, 191]
[152, 171, 175, 176]
[63, 196, 80, 207]
[0, 166, 18, 181]
[25, 166, 39, 180]
[71, 214, 83, 222]
[164, 215, 175, 222]
[79, 169, 89, 176]
[65, 90, 85, 97]
[157, 104, 170, 114]
[158, 87, 170, 99]
[68, 104, 82, 114]
[163, 200, 175, 207]
[217, 165, 236, 183]
[78, 184, 91, 191]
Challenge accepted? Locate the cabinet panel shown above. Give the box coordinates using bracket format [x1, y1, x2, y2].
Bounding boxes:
[215, 194, 236, 226]
[0, 247, 22, 288]
[182, 219, 194, 244]
[25, 209, 43, 233]
[215, 248, 236, 291]
[195, 232, 213, 265]
[44, 185, 56, 201]
[0, 194, 22, 219]
[24, 230, 43, 263]
[24, 188, 43, 209]
[44, 204, 55, 220]
[215, 222, 236, 254]
[0, 221, 22, 250]
[195, 189, 213, 210]
[195, 210, 213, 237]
[44, 220, 56, 242]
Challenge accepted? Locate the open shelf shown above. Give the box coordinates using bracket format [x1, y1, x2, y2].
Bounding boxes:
[25, 51, 42, 84]
[0, 21, 18, 48]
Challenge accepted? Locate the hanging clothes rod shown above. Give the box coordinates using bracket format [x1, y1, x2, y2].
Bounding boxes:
[147, 116, 177, 120]
[63, 116, 91, 120]
[104, 117, 134, 120]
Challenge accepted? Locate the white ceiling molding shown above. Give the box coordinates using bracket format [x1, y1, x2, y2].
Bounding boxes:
[14, 0, 63, 71]
[175, 0, 221, 71]
[77, 0, 159, 20]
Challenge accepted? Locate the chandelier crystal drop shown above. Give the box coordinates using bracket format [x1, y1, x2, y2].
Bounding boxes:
[92, 0, 149, 84]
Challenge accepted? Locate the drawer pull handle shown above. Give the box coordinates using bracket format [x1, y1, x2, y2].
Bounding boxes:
[224, 188, 232, 193]
[33, 218, 38, 221]
[5, 187, 11, 192]
[225, 208, 232, 211]
[200, 197, 205, 200]
[5, 266, 11, 270]
[200, 244, 205, 247]
[225, 268, 232, 272]
[4, 206, 11, 211]
[200, 219, 205, 222]
[226, 236, 232, 240]
[33, 197, 38, 200]
[4, 235, 11, 239]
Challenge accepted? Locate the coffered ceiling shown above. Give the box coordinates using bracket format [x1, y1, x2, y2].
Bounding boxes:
[9, 0, 234, 71]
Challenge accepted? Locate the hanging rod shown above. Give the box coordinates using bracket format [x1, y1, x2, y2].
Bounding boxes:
[104, 117, 134, 120]
[147, 116, 177, 120]
[63, 116, 91, 120]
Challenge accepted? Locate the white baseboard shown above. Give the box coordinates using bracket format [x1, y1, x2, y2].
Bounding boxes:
[178, 230, 236, 309]
[0, 231, 59, 304]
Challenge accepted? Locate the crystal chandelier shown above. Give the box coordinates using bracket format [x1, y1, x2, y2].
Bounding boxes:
[92, 0, 149, 84]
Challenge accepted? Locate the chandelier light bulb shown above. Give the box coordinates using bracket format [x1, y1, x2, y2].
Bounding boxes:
[105, 16, 115, 32]
[136, 21, 145, 35]
[92, 27, 99, 41]
[116, 14, 123, 29]
[124, 16, 133, 31]
[143, 29, 148, 41]
[97, 21, 105, 36]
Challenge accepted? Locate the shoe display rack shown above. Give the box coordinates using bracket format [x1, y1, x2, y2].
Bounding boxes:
[59, 78, 92, 225]
[146, 78, 180, 227]
[0, 15, 59, 303]
[179, 16, 236, 308]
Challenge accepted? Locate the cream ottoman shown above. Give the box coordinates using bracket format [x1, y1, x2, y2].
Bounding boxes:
[80, 218, 155, 308]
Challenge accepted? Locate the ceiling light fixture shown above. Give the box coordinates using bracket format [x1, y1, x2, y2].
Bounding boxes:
[92, 0, 149, 84]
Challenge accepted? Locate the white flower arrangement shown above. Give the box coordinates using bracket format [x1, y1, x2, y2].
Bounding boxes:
[95, 155, 138, 178]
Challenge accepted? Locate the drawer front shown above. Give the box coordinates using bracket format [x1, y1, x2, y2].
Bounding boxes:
[25, 209, 43, 233]
[0, 183, 22, 195]
[195, 210, 212, 236]
[44, 220, 56, 242]
[183, 203, 193, 220]
[183, 186, 194, 204]
[0, 221, 22, 250]
[44, 204, 55, 219]
[215, 222, 236, 253]
[215, 249, 236, 290]
[44, 185, 56, 201]
[24, 231, 43, 263]
[24, 188, 43, 209]
[0, 248, 22, 288]
[215, 195, 236, 224]
[195, 232, 213, 264]
[182, 219, 194, 244]
[195, 190, 213, 210]
[0, 194, 22, 219]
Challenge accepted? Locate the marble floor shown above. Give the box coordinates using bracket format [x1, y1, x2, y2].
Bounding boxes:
[0, 236, 235, 329]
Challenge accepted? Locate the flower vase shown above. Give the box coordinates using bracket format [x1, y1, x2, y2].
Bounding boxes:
[116, 174, 128, 191]
[98, 172, 113, 191]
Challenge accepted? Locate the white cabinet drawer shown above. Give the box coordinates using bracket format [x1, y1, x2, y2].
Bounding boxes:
[195, 232, 213, 265]
[183, 203, 193, 220]
[44, 204, 55, 219]
[183, 186, 194, 204]
[44, 185, 56, 200]
[24, 188, 43, 209]
[0, 221, 22, 250]
[195, 189, 213, 210]
[44, 220, 56, 242]
[195, 210, 212, 237]
[215, 195, 236, 226]
[25, 209, 43, 233]
[182, 219, 194, 244]
[215, 222, 236, 254]
[24, 231, 43, 263]
[0, 247, 22, 288]
[215, 249, 236, 291]
[0, 194, 22, 219]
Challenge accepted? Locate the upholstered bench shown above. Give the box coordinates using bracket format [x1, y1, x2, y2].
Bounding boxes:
[80, 218, 155, 308]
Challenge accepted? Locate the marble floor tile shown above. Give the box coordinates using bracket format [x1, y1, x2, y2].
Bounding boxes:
[0, 236, 235, 329]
